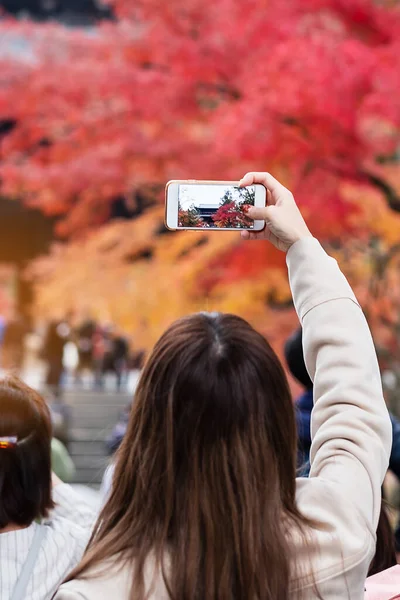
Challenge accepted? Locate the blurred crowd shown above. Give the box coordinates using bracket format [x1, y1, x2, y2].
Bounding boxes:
[43, 315, 131, 398]
[0, 312, 144, 398]
[0, 312, 145, 490]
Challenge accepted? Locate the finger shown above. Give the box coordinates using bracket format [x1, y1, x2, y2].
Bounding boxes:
[239, 173, 255, 188]
[246, 206, 269, 221]
[241, 228, 269, 241]
[241, 231, 261, 241]
[240, 172, 290, 204]
[247, 231, 262, 240]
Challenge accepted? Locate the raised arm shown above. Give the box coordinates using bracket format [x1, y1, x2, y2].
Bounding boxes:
[241, 171, 392, 532]
[287, 238, 392, 529]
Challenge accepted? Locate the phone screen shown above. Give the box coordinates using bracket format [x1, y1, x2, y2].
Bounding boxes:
[178, 184, 256, 229]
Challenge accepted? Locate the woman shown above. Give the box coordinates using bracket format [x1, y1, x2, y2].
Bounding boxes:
[0, 377, 95, 600]
[56, 172, 392, 599]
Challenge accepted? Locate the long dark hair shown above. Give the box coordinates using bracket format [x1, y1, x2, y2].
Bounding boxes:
[368, 502, 397, 577]
[68, 313, 313, 599]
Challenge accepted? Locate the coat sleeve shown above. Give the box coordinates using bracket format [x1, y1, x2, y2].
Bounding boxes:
[287, 237, 392, 531]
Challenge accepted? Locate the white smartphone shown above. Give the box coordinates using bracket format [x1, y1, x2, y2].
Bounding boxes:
[165, 180, 266, 231]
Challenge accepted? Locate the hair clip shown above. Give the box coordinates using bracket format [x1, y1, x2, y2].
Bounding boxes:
[0, 436, 18, 449]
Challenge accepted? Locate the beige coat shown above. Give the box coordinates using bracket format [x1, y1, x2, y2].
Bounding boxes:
[54, 238, 392, 600]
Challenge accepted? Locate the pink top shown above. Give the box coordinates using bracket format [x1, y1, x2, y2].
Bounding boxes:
[364, 565, 400, 599]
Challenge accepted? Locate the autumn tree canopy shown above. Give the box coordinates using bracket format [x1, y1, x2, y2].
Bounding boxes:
[1, 0, 400, 383]
[1, 0, 400, 233]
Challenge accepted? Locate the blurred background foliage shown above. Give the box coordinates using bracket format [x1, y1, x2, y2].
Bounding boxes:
[1, 0, 400, 404]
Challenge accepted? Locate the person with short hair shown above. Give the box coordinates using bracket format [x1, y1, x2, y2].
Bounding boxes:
[56, 173, 392, 600]
[284, 327, 314, 476]
[0, 377, 95, 600]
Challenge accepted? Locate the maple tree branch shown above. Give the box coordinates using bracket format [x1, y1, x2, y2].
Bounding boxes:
[316, 157, 400, 214]
[360, 170, 400, 213]
[367, 242, 400, 303]
[197, 81, 241, 102]
[0, 119, 16, 136]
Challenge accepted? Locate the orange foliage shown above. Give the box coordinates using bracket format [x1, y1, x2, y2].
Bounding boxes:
[26, 171, 400, 372]
[27, 208, 293, 351]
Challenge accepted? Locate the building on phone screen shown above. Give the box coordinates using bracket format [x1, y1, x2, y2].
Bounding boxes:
[196, 204, 218, 226]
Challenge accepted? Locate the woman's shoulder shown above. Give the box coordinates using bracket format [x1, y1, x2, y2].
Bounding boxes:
[53, 586, 87, 600]
[54, 561, 132, 600]
[45, 514, 91, 544]
[54, 555, 172, 600]
[41, 516, 92, 570]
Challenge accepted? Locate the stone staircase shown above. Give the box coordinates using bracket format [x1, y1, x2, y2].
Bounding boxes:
[64, 390, 132, 486]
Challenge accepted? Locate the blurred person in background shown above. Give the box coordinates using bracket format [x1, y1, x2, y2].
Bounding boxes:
[111, 331, 129, 390]
[51, 437, 75, 484]
[130, 347, 146, 371]
[49, 397, 71, 449]
[0, 377, 94, 600]
[105, 403, 131, 456]
[56, 172, 392, 600]
[100, 403, 131, 502]
[42, 318, 70, 400]
[47, 401, 74, 479]
[101, 328, 129, 391]
[285, 326, 399, 571]
[92, 323, 107, 389]
[0, 314, 6, 367]
[2, 314, 27, 375]
[75, 317, 96, 386]
[284, 327, 316, 477]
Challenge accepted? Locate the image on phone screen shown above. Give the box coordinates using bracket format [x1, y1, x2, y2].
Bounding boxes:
[178, 184, 256, 229]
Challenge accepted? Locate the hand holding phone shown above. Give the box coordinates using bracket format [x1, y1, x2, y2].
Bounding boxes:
[165, 180, 266, 231]
[240, 172, 312, 252]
